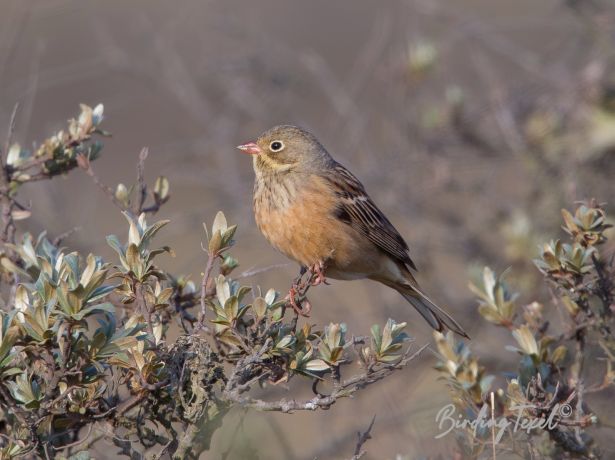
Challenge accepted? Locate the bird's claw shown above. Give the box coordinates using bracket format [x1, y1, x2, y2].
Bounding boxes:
[284, 261, 327, 317]
[309, 261, 329, 286]
[286, 286, 311, 317]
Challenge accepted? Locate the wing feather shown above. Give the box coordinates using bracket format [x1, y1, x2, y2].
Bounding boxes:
[325, 163, 417, 270]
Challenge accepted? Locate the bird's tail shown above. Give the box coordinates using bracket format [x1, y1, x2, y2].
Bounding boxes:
[389, 277, 469, 338]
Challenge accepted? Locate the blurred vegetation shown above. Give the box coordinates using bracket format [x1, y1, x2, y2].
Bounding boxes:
[435, 200, 614, 458]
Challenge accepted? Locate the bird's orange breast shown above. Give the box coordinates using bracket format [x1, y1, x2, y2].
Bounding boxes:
[254, 175, 361, 270]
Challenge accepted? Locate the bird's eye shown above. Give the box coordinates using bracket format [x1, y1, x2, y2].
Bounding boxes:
[269, 140, 284, 152]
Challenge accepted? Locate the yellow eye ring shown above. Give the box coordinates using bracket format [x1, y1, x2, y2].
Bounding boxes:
[270, 140, 284, 152]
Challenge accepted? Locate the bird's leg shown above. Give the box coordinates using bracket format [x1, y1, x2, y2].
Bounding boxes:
[292, 266, 308, 290]
[284, 262, 326, 317]
[309, 260, 329, 286]
[285, 265, 312, 317]
[286, 285, 311, 317]
[289, 266, 308, 302]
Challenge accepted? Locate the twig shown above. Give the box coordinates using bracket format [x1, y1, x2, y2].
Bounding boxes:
[15, 153, 53, 172]
[225, 343, 428, 413]
[350, 415, 376, 460]
[52, 227, 81, 246]
[130, 146, 168, 215]
[79, 154, 127, 212]
[151, 437, 174, 460]
[51, 423, 93, 452]
[92, 393, 146, 419]
[195, 250, 218, 332]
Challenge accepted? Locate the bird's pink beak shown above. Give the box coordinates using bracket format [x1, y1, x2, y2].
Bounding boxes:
[237, 142, 262, 155]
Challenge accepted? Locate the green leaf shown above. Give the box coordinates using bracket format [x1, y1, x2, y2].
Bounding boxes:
[512, 325, 539, 356]
[209, 231, 222, 254]
[87, 285, 115, 303]
[252, 297, 267, 318]
[7, 373, 42, 406]
[154, 176, 170, 201]
[551, 345, 567, 365]
[139, 219, 170, 251]
[125, 243, 141, 276]
[71, 302, 115, 321]
[106, 235, 125, 258]
[0, 318, 18, 366]
[115, 183, 130, 206]
[371, 324, 382, 352]
[212, 211, 227, 235]
[304, 359, 330, 372]
[224, 296, 239, 320]
[123, 213, 142, 246]
[79, 253, 97, 287]
[216, 275, 230, 306]
[264, 288, 277, 305]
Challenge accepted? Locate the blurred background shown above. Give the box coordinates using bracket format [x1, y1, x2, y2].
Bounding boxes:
[1, 0, 614, 458]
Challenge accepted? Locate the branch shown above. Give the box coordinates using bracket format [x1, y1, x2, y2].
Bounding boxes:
[78, 154, 127, 212]
[224, 343, 428, 413]
[189, 251, 218, 336]
[350, 415, 376, 460]
[52, 226, 81, 246]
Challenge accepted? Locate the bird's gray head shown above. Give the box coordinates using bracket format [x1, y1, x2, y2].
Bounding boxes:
[237, 125, 333, 174]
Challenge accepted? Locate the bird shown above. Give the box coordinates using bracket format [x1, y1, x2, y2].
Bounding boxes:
[237, 125, 468, 338]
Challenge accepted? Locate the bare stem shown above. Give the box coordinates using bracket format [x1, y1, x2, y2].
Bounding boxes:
[79, 154, 128, 212]
[195, 250, 218, 332]
[350, 415, 376, 460]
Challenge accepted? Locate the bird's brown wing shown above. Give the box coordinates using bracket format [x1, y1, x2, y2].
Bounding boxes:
[325, 163, 417, 271]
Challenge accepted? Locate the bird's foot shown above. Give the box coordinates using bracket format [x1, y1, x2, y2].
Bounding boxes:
[292, 266, 308, 288]
[283, 263, 325, 317]
[309, 260, 329, 286]
[285, 286, 311, 317]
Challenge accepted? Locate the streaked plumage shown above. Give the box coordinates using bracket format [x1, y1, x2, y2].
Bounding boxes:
[238, 125, 468, 338]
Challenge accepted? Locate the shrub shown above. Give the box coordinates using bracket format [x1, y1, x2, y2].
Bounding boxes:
[0, 105, 421, 459]
[0, 104, 612, 460]
[435, 200, 613, 458]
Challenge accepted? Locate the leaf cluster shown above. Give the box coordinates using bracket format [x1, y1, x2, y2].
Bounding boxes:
[436, 200, 614, 458]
